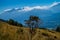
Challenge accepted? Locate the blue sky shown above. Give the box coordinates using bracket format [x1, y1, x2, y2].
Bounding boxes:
[0, 0, 60, 13]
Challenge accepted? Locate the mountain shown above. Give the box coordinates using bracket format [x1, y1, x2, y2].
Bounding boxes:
[0, 21, 60, 40]
[0, 2, 60, 28]
[50, 2, 60, 13]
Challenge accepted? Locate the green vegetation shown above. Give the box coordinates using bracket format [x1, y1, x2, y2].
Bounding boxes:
[7, 19, 23, 27]
[0, 19, 23, 27]
[56, 25, 60, 32]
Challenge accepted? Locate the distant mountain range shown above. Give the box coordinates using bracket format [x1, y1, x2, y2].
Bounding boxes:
[0, 2, 60, 28]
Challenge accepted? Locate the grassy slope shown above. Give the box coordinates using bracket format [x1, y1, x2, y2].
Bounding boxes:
[0, 21, 60, 40]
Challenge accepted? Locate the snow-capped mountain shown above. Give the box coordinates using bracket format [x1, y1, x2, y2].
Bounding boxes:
[0, 2, 60, 28]
[50, 2, 60, 13]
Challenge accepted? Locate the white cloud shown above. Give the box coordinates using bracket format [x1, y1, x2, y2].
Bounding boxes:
[18, 6, 49, 12]
[4, 2, 60, 12]
[34, 6, 49, 9]
[50, 2, 60, 7]
[4, 9, 12, 12]
[19, 2, 60, 12]
[15, 8, 19, 10]
[21, 6, 33, 11]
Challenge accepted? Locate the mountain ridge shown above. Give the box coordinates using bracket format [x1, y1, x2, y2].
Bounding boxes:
[0, 2, 60, 28]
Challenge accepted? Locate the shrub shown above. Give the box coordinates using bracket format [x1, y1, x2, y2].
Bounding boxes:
[0, 19, 6, 22]
[16, 28, 23, 34]
[42, 33, 49, 37]
[56, 25, 60, 32]
[7, 19, 23, 27]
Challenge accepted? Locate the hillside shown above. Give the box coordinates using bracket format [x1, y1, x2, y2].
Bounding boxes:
[0, 21, 60, 40]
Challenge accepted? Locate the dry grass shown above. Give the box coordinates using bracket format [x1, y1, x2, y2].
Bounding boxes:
[0, 21, 60, 40]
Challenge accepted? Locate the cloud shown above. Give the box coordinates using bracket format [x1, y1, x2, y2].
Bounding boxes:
[4, 9, 12, 12]
[18, 6, 33, 12]
[33, 6, 49, 9]
[4, 2, 60, 12]
[50, 2, 60, 7]
[18, 6, 49, 12]
[18, 2, 60, 12]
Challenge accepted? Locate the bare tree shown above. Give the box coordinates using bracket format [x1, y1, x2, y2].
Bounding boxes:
[25, 16, 40, 30]
[25, 16, 41, 39]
